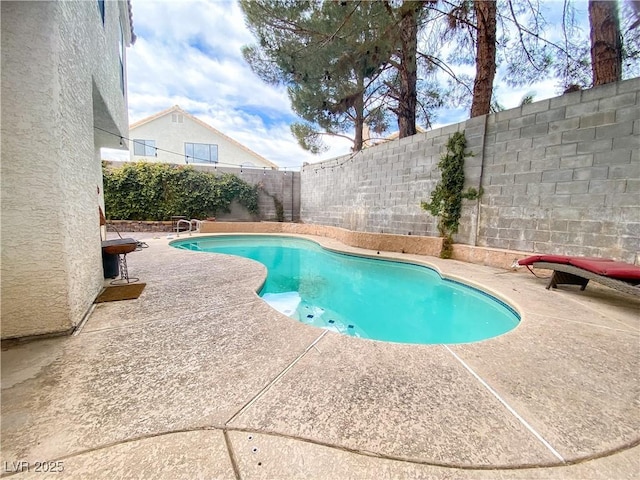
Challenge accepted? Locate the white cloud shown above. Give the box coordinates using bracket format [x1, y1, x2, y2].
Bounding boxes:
[495, 77, 561, 109]
[124, 0, 335, 168]
[122, 0, 584, 168]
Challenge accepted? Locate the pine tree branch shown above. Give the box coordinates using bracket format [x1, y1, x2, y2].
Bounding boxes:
[501, 0, 583, 64]
[320, 1, 362, 47]
[417, 52, 474, 96]
[506, 0, 543, 70]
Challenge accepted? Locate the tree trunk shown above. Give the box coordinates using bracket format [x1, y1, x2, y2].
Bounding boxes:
[353, 72, 365, 152]
[397, 2, 420, 138]
[588, 0, 622, 86]
[470, 0, 497, 118]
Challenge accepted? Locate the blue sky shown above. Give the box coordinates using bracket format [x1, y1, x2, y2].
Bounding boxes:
[105, 0, 595, 169]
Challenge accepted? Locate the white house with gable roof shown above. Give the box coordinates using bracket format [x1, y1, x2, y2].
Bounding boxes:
[128, 105, 278, 169]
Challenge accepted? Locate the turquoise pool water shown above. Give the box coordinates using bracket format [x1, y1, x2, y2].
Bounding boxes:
[172, 235, 519, 344]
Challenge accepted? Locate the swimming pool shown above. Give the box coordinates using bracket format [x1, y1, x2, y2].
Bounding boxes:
[171, 235, 520, 344]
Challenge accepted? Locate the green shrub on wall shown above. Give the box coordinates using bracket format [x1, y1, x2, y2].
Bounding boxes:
[102, 162, 259, 220]
[421, 131, 481, 258]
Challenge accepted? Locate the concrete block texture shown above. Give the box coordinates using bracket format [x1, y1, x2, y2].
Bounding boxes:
[536, 107, 567, 124]
[301, 79, 640, 264]
[549, 117, 580, 132]
[581, 81, 618, 101]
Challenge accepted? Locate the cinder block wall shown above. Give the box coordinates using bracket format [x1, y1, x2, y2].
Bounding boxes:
[479, 79, 639, 261]
[301, 78, 639, 263]
[171, 164, 300, 222]
[300, 115, 486, 245]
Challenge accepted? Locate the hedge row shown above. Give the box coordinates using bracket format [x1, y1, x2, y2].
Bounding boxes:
[102, 162, 259, 221]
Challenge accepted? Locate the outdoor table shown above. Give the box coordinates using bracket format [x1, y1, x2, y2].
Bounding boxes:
[101, 238, 138, 284]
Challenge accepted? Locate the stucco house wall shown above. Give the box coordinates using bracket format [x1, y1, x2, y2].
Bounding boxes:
[1, 0, 134, 339]
[128, 106, 278, 169]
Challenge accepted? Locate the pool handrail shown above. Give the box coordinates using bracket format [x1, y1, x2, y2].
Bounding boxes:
[176, 219, 201, 237]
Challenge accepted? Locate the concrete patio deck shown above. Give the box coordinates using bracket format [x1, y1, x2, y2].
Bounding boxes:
[2, 233, 639, 479]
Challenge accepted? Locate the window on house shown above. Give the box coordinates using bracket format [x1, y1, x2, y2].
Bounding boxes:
[185, 143, 218, 163]
[172, 114, 183, 123]
[133, 139, 156, 156]
[97, 0, 105, 24]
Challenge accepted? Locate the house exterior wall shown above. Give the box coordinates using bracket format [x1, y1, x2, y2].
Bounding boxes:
[129, 112, 275, 168]
[1, 0, 132, 339]
[300, 78, 640, 264]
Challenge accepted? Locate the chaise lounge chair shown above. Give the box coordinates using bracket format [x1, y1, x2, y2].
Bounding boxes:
[517, 255, 640, 297]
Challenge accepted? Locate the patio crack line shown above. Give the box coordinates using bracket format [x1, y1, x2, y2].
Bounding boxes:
[223, 430, 242, 480]
[0, 427, 218, 479]
[222, 426, 574, 470]
[444, 345, 565, 463]
[4, 426, 637, 478]
[224, 330, 329, 427]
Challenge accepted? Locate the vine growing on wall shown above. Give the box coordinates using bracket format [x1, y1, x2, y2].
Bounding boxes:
[421, 131, 481, 258]
[257, 182, 285, 222]
[102, 162, 260, 220]
[272, 197, 285, 222]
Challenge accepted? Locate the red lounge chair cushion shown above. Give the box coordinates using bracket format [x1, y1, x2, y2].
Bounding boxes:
[568, 259, 640, 281]
[517, 255, 613, 266]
